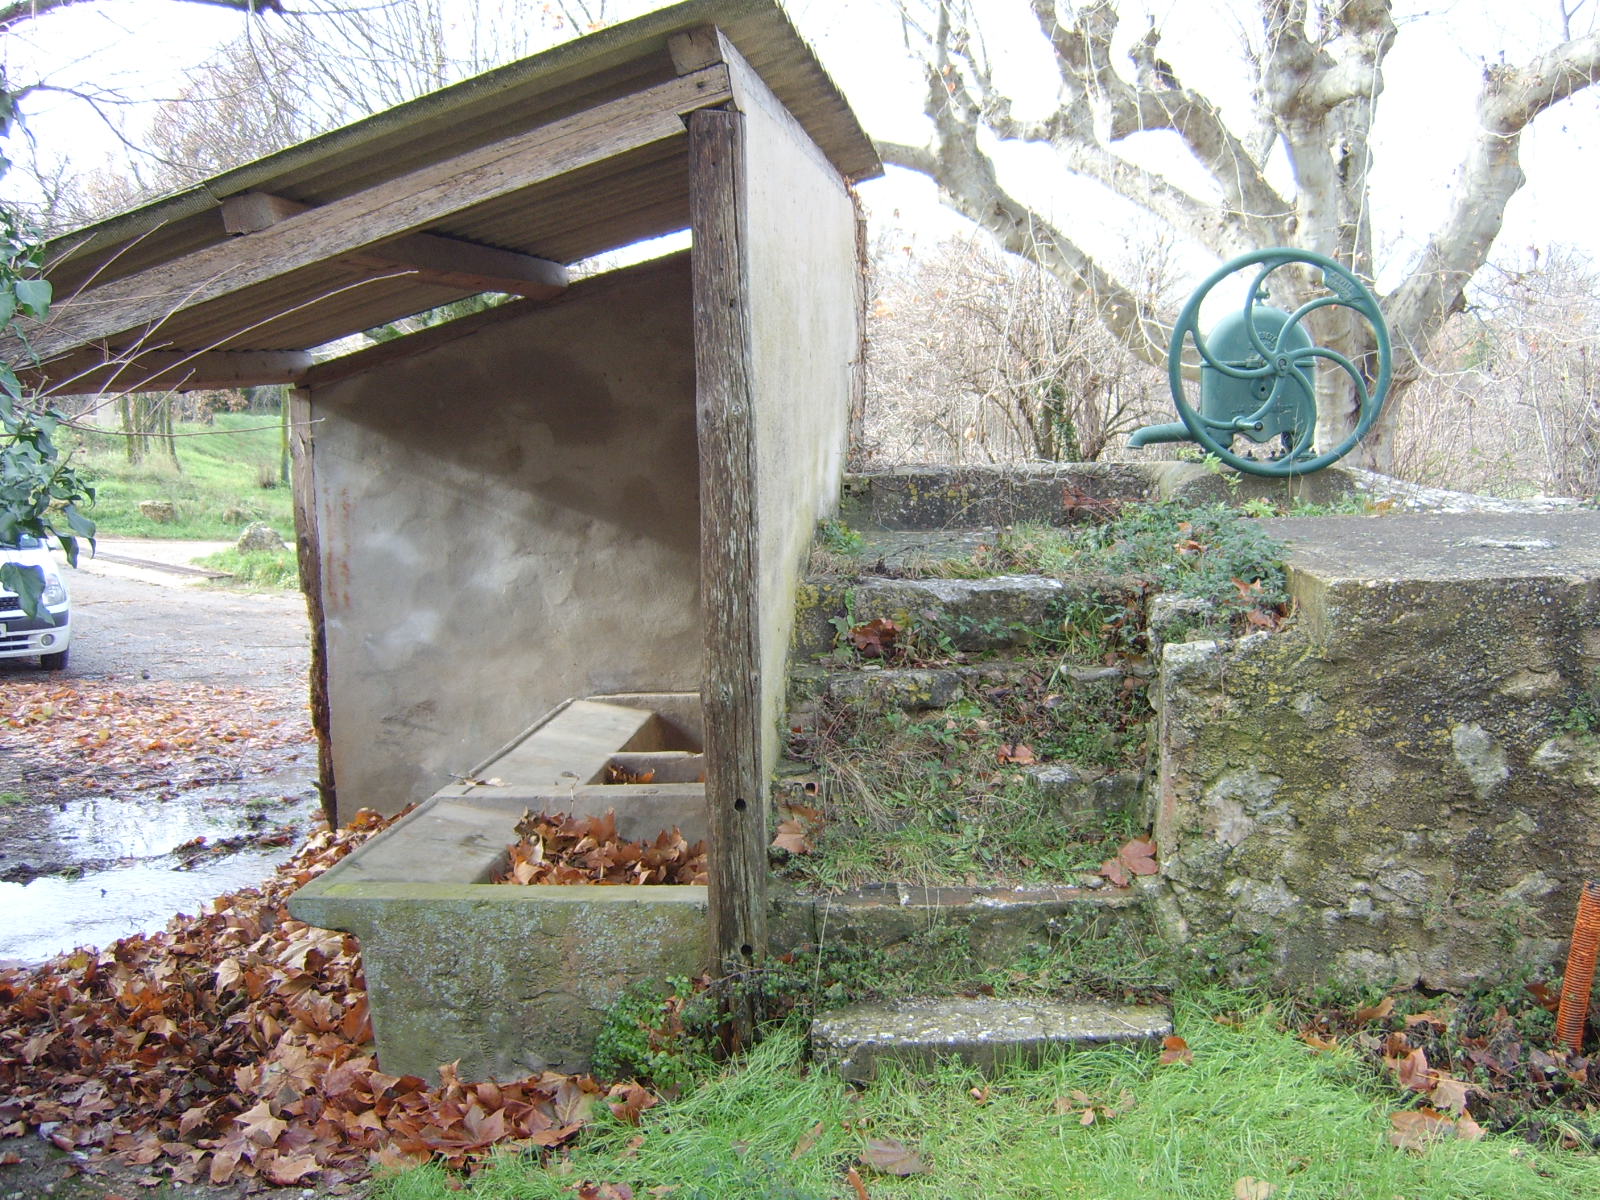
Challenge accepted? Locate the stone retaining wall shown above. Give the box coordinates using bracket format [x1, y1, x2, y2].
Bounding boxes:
[1153, 512, 1600, 988]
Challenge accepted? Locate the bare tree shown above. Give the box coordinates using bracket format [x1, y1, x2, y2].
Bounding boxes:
[8, 0, 619, 229]
[877, 1, 1600, 472]
[865, 233, 1167, 465]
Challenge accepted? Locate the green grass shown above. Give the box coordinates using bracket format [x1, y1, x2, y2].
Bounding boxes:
[193, 546, 299, 590]
[372, 992, 1600, 1200]
[783, 665, 1149, 893]
[64, 411, 293, 540]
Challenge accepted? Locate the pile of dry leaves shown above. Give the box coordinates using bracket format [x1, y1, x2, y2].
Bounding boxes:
[0, 810, 645, 1190]
[2, 680, 311, 799]
[496, 810, 707, 887]
[1302, 991, 1600, 1151]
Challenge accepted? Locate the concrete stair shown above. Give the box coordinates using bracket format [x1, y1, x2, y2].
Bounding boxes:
[811, 996, 1172, 1082]
[790, 474, 1170, 1073]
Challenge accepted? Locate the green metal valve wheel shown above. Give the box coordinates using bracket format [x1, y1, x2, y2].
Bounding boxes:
[1130, 247, 1391, 477]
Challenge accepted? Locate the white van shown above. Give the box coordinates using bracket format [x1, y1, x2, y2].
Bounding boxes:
[0, 535, 71, 670]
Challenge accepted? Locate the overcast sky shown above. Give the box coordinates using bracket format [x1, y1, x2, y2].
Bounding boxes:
[3, 0, 1597, 294]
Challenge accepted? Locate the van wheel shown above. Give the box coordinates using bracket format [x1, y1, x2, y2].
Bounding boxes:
[40, 648, 69, 671]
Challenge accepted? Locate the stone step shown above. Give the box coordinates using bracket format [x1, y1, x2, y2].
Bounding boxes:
[770, 882, 1146, 967]
[789, 660, 1148, 711]
[811, 996, 1173, 1082]
[793, 573, 1137, 660]
[839, 464, 1155, 531]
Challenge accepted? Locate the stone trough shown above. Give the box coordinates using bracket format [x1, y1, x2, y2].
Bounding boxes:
[287, 694, 711, 1081]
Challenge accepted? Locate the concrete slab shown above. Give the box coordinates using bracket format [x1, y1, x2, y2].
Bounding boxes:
[1267, 511, 1600, 583]
[839, 464, 1155, 530]
[771, 884, 1144, 970]
[811, 996, 1172, 1082]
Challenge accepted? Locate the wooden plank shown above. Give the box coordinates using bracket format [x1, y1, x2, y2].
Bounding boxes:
[223, 192, 571, 299]
[221, 191, 306, 234]
[689, 105, 766, 1042]
[27, 66, 731, 361]
[343, 236, 568, 299]
[23, 348, 311, 394]
[669, 26, 838, 181]
[289, 385, 338, 826]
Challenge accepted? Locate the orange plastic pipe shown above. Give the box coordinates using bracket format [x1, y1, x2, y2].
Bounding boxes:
[1556, 880, 1600, 1054]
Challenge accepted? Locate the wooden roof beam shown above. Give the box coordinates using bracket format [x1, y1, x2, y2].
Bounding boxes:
[221, 193, 570, 301]
[18, 64, 731, 363]
[22, 348, 313, 396]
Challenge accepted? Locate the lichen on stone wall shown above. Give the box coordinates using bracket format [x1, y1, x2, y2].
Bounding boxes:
[1153, 548, 1600, 991]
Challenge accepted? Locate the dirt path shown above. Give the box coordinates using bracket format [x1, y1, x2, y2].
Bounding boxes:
[0, 544, 320, 947]
[16, 538, 311, 693]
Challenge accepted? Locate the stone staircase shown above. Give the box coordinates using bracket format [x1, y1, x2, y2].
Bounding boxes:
[777, 467, 1174, 1075]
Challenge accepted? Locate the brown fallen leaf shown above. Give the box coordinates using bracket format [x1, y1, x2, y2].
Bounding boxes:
[607, 1082, 658, 1126]
[1159, 1035, 1193, 1066]
[1386, 1046, 1433, 1092]
[997, 742, 1036, 765]
[1430, 1076, 1470, 1115]
[1101, 836, 1158, 886]
[845, 1165, 870, 1200]
[860, 1137, 929, 1175]
[850, 618, 900, 659]
[791, 1120, 825, 1160]
[1355, 996, 1396, 1023]
[1234, 1178, 1277, 1200]
[1388, 1107, 1465, 1151]
[770, 803, 825, 856]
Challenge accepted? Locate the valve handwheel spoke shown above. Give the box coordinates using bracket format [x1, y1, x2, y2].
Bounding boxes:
[1158, 248, 1391, 477]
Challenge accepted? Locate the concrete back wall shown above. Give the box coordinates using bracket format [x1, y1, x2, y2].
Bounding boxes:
[310, 255, 701, 819]
[740, 67, 859, 771]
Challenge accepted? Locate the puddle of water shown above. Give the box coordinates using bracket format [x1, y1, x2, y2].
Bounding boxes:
[0, 777, 323, 965]
[50, 785, 305, 858]
[0, 848, 299, 963]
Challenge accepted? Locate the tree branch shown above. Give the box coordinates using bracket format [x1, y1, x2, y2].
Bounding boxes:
[884, 55, 1169, 373]
[1032, 1, 1293, 252]
[0, 0, 283, 34]
[1386, 31, 1600, 382]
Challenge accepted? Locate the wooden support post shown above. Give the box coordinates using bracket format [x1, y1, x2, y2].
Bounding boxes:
[288, 386, 338, 826]
[689, 105, 766, 1046]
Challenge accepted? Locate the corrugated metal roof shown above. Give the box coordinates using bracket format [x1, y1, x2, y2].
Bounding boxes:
[22, 0, 878, 394]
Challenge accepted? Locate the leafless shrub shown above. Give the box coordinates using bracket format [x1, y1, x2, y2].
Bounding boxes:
[860, 234, 1168, 467]
[1393, 247, 1600, 499]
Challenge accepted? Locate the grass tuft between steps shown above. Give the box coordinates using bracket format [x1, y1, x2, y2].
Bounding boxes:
[371, 990, 1600, 1200]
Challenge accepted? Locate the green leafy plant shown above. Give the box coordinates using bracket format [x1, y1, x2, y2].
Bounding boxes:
[1074, 499, 1288, 618]
[1559, 684, 1600, 736]
[0, 191, 95, 615]
[591, 976, 721, 1094]
[816, 517, 864, 556]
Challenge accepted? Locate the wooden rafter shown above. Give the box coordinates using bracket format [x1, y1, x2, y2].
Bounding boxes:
[20, 65, 732, 364]
[23, 348, 313, 395]
[221, 193, 570, 301]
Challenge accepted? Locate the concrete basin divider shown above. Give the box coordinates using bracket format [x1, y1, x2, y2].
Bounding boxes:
[287, 693, 712, 1081]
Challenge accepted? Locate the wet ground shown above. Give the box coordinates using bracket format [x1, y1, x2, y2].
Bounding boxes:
[0, 541, 317, 966]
